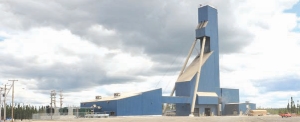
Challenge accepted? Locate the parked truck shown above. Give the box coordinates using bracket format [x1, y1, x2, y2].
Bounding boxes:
[280, 113, 292, 118]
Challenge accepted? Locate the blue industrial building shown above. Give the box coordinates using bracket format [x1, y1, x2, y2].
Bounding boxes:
[81, 5, 256, 116]
[81, 89, 163, 116]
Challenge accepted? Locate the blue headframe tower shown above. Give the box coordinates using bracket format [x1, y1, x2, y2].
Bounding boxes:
[195, 5, 220, 91]
[163, 5, 241, 116]
[81, 5, 254, 117]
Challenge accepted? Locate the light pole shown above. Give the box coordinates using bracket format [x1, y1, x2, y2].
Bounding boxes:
[8, 79, 17, 122]
[0, 87, 3, 121]
[3, 83, 12, 122]
[297, 100, 300, 114]
[4, 84, 6, 122]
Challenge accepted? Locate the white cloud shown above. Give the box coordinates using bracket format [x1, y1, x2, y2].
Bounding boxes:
[0, 27, 156, 106]
[219, 0, 300, 107]
[88, 24, 116, 36]
[0, 0, 300, 108]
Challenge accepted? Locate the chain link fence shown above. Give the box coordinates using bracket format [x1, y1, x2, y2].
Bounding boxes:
[32, 111, 110, 120]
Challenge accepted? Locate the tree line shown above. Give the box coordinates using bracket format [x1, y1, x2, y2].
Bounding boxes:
[286, 97, 299, 114]
[1, 104, 48, 119]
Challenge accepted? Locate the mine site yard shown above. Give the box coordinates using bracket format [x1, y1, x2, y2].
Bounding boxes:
[25, 115, 300, 122]
[1, 2, 299, 122]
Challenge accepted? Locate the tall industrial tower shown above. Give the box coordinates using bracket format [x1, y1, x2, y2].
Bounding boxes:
[81, 5, 254, 117]
[171, 5, 221, 116]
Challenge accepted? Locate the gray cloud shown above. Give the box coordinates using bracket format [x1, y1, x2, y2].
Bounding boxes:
[219, 27, 253, 54]
[253, 77, 300, 93]
[0, 53, 142, 93]
[0, 0, 255, 93]
[1, 0, 253, 55]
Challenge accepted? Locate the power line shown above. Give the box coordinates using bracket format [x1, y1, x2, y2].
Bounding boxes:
[163, 40, 200, 93]
[155, 41, 190, 88]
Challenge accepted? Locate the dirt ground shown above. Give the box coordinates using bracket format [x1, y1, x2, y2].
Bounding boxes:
[13, 115, 299, 122]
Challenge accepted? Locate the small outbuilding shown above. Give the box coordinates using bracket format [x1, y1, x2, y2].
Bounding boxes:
[248, 110, 267, 116]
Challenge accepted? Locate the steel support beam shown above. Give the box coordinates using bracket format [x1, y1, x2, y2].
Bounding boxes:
[163, 39, 198, 115]
[189, 37, 206, 117]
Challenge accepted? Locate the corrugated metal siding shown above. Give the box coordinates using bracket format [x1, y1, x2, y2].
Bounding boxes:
[249, 103, 256, 110]
[81, 89, 162, 116]
[117, 88, 162, 116]
[162, 96, 190, 103]
[197, 96, 218, 104]
[141, 88, 162, 115]
[175, 81, 190, 97]
[175, 77, 194, 116]
[239, 103, 247, 114]
[221, 88, 239, 103]
[197, 6, 220, 92]
[117, 95, 143, 116]
[176, 103, 191, 116]
[221, 88, 239, 115]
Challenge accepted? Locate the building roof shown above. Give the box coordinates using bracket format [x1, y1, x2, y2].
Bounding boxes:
[81, 88, 159, 103]
[197, 92, 218, 97]
[226, 102, 255, 105]
[177, 51, 213, 82]
[199, 5, 217, 10]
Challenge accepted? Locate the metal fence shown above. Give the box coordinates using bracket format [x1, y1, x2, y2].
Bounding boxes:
[32, 112, 110, 120]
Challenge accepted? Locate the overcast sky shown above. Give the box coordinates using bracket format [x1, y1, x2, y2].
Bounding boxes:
[0, 0, 300, 108]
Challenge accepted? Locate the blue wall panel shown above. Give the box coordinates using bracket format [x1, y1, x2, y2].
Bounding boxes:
[117, 95, 143, 116]
[175, 76, 196, 116]
[176, 103, 191, 116]
[197, 96, 218, 104]
[81, 89, 162, 116]
[162, 96, 190, 103]
[196, 6, 220, 93]
[117, 88, 162, 116]
[221, 88, 239, 103]
[196, 28, 211, 37]
[249, 103, 256, 110]
[141, 89, 162, 115]
[221, 88, 239, 115]
[175, 81, 191, 96]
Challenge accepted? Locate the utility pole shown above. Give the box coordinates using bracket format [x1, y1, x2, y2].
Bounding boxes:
[59, 90, 63, 108]
[8, 80, 17, 122]
[50, 90, 56, 120]
[0, 87, 3, 121]
[3, 84, 12, 122]
[4, 84, 6, 122]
